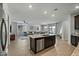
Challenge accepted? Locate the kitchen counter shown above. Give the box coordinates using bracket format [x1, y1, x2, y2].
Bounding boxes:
[72, 33, 79, 37]
[29, 34, 44, 39]
[29, 34, 56, 39]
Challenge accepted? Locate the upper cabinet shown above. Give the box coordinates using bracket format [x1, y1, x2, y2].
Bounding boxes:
[75, 15, 79, 29]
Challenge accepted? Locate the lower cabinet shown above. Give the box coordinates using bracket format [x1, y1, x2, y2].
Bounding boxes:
[10, 34, 15, 41]
[71, 35, 78, 47]
[44, 36, 55, 48]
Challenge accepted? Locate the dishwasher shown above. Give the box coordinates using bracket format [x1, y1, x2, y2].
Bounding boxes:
[36, 39, 44, 52]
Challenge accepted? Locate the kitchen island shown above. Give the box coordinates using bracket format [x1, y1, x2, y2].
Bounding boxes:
[29, 34, 56, 54]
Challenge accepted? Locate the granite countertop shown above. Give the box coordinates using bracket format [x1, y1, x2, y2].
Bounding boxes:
[72, 33, 79, 37]
[29, 34, 44, 38]
[29, 34, 56, 38]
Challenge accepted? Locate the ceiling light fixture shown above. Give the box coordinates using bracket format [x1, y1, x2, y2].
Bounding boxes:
[29, 4, 32, 8]
[51, 15, 55, 17]
[44, 11, 47, 14]
[75, 6, 79, 9]
[44, 26, 47, 28]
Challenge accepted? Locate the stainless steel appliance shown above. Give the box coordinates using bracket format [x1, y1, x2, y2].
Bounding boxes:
[36, 39, 44, 52]
[0, 6, 7, 56]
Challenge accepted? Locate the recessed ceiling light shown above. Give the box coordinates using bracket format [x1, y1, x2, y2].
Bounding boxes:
[51, 15, 55, 17]
[44, 11, 47, 14]
[44, 26, 47, 28]
[75, 6, 79, 9]
[29, 4, 32, 8]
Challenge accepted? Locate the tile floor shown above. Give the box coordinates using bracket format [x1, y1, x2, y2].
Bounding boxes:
[8, 36, 76, 56]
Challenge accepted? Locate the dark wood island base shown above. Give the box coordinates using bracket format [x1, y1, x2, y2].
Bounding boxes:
[30, 35, 56, 54]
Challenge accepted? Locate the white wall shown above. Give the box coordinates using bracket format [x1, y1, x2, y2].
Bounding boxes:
[11, 22, 17, 36]
[56, 21, 63, 35]
[62, 15, 71, 41]
[56, 15, 71, 44]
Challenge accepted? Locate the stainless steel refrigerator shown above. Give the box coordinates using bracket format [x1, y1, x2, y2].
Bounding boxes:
[0, 5, 8, 56]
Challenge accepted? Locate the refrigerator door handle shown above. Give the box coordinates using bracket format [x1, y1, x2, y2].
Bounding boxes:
[0, 18, 7, 51]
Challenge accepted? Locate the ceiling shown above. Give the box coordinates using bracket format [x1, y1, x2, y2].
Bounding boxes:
[7, 3, 79, 25]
